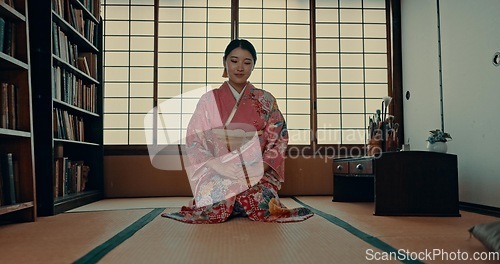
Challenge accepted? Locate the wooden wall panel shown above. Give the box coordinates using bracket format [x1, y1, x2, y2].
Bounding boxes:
[104, 155, 333, 198]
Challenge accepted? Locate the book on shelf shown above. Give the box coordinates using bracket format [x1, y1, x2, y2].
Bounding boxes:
[53, 1, 99, 46]
[2, 19, 15, 57]
[3, 0, 15, 8]
[79, 161, 89, 192]
[54, 157, 89, 197]
[58, 0, 100, 35]
[13, 156, 19, 203]
[0, 16, 5, 53]
[70, 5, 85, 36]
[84, 18, 96, 45]
[88, 0, 100, 19]
[53, 108, 60, 138]
[52, 66, 96, 112]
[77, 56, 90, 76]
[1, 153, 16, 205]
[53, 108, 86, 141]
[80, 52, 97, 79]
[63, 0, 71, 25]
[1, 82, 7, 128]
[7, 83, 16, 129]
[52, 22, 98, 77]
[54, 158, 59, 198]
[0, 82, 18, 130]
[0, 167, 3, 206]
[52, 0, 63, 17]
[53, 24, 75, 65]
[52, 23, 59, 58]
[54, 157, 66, 197]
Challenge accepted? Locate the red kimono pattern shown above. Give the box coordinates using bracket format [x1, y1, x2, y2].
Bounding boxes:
[162, 82, 313, 223]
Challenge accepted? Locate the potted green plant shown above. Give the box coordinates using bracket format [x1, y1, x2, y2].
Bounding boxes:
[426, 129, 452, 153]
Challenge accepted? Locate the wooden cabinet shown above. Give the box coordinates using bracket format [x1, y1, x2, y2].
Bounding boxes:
[374, 151, 460, 216]
[0, 0, 36, 223]
[27, 0, 103, 216]
[333, 151, 460, 216]
[333, 157, 374, 202]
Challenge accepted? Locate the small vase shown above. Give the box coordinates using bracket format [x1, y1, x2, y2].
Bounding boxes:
[427, 141, 447, 153]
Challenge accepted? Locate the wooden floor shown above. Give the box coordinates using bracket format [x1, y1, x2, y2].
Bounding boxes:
[0, 196, 498, 264]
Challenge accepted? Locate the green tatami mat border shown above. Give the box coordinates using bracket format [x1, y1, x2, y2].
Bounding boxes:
[291, 197, 424, 264]
[74, 208, 165, 264]
[74, 198, 426, 264]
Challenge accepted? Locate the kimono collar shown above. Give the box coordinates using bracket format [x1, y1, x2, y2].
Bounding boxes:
[226, 81, 248, 102]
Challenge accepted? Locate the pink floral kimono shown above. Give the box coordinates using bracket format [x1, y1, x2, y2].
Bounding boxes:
[162, 82, 313, 224]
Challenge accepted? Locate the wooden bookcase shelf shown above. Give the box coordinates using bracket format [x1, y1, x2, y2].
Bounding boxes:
[0, 127, 30, 137]
[54, 189, 100, 214]
[54, 99, 100, 118]
[0, 0, 37, 223]
[53, 55, 100, 84]
[54, 138, 101, 147]
[0, 201, 34, 215]
[0, 52, 28, 69]
[0, 2, 25, 21]
[28, 0, 103, 216]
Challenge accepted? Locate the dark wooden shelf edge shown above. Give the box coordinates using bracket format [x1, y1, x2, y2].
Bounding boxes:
[52, 55, 100, 84]
[0, 52, 29, 70]
[53, 98, 100, 117]
[0, 201, 34, 215]
[54, 190, 103, 214]
[54, 138, 101, 146]
[0, 128, 31, 137]
[0, 2, 26, 22]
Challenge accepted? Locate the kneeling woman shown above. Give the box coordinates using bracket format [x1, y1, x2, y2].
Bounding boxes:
[162, 39, 313, 224]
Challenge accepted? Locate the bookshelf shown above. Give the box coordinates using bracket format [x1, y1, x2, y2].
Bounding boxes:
[28, 0, 103, 216]
[0, 0, 36, 222]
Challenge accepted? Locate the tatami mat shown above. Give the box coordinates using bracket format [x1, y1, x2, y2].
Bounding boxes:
[296, 196, 500, 263]
[67, 197, 191, 212]
[0, 209, 152, 264]
[99, 207, 397, 264]
[1, 196, 498, 263]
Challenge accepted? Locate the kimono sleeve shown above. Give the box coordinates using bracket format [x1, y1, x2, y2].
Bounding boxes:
[262, 98, 289, 182]
[183, 93, 217, 181]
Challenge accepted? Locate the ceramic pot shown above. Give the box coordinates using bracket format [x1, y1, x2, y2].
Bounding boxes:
[427, 141, 447, 153]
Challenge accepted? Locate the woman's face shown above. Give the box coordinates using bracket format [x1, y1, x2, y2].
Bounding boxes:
[224, 47, 254, 89]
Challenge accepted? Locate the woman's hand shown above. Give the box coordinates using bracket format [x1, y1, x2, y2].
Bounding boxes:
[243, 162, 264, 178]
[206, 159, 270, 181]
[206, 159, 241, 180]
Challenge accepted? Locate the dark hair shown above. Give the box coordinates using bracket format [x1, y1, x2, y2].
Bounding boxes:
[223, 39, 257, 63]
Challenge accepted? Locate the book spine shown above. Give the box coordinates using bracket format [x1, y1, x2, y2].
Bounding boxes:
[7, 83, 16, 129]
[0, 16, 5, 52]
[63, 157, 69, 196]
[1, 82, 8, 128]
[0, 157, 3, 205]
[3, 20, 12, 56]
[54, 158, 59, 198]
[1, 153, 16, 204]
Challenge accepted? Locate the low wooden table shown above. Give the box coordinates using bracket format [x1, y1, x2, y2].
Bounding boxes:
[333, 151, 460, 216]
